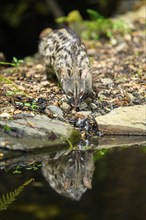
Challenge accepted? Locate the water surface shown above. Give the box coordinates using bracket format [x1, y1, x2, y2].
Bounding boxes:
[0, 145, 145, 220]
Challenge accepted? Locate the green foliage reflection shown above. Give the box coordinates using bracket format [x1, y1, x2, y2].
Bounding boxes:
[93, 149, 109, 162]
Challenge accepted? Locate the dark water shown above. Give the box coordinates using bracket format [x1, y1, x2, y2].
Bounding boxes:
[0, 146, 145, 220]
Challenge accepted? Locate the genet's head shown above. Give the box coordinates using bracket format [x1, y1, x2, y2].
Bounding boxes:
[60, 67, 89, 107]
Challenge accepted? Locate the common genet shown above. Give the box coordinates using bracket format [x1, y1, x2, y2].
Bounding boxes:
[39, 28, 92, 107]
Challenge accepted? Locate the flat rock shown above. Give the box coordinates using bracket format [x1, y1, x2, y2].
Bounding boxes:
[95, 105, 146, 136]
[0, 114, 80, 151]
[92, 136, 146, 149]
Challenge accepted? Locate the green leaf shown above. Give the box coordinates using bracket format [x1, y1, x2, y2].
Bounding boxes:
[87, 9, 103, 20]
[24, 102, 31, 107]
[31, 104, 39, 110]
[17, 59, 23, 64]
[6, 91, 15, 96]
[13, 57, 18, 63]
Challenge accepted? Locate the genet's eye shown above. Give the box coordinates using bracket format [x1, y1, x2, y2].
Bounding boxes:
[67, 96, 72, 100]
[80, 157, 85, 166]
[68, 158, 74, 167]
[79, 90, 84, 99]
[67, 91, 73, 96]
[67, 91, 73, 100]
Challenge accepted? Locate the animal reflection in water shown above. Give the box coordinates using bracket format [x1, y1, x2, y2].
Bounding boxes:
[42, 150, 95, 201]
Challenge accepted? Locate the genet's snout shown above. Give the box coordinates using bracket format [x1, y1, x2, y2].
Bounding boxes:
[70, 98, 80, 108]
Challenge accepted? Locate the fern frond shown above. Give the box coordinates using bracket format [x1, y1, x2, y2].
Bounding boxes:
[0, 178, 34, 211]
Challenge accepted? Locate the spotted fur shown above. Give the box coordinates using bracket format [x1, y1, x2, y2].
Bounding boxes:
[39, 28, 92, 107]
[42, 150, 94, 200]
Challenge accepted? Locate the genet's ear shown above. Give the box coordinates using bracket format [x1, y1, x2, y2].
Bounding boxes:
[64, 178, 70, 191]
[83, 176, 92, 189]
[80, 68, 89, 79]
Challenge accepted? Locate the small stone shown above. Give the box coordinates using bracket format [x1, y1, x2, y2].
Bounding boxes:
[0, 112, 11, 119]
[13, 110, 23, 115]
[76, 118, 87, 127]
[93, 112, 102, 117]
[46, 105, 63, 118]
[79, 102, 88, 110]
[124, 34, 131, 41]
[41, 81, 50, 86]
[81, 132, 86, 139]
[89, 103, 97, 110]
[0, 152, 4, 159]
[35, 64, 45, 72]
[53, 100, 60, 106]
[17, 85, 26, 91]
[97, 91, 107, 100]
[124, 92, 135, 103]
[87, 48, 96, 56]
[101, 78, 113, 86]
[71, 109, 76, 114]
[25, 61, 34, 67]
[85, 97, 93, 104]
[44, 108, 54, 118]
[115, 42, 127, 53]
[60, 102, 71, 111]
[26, 71, 34, 78]
[110, 38, 117, 45]
[0, 106, 15, 113]
[75, 111, 92, 118]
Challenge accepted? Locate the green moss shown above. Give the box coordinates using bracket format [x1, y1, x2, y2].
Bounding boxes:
[67, 128, 81, 145]
[93, 149, 109, 162]
[4, 124, 12, 132]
